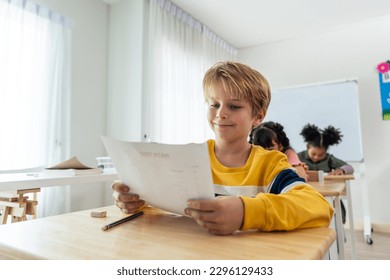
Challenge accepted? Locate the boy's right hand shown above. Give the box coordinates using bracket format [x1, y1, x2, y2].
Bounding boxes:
[112, 181, 145, 214]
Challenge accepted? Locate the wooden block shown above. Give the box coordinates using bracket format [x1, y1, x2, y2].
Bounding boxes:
[91, 211, 107, 218]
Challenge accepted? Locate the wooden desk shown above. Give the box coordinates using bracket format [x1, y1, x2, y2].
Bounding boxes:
[0, 205, 336, 260]
[309, 181, 346, 260]
[325, 174, 354, 196]
[325, 174, 354, 180]
[310, 181, 345, 197]
[324, 175, 358, 258]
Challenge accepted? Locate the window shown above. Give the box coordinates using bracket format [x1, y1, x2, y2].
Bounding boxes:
[0, 0, 71, 170]
[0, 0, 72, 217]
[144, 0, 237, 144]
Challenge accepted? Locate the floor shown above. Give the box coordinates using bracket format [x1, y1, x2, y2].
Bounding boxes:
[344, 229, 390, 260]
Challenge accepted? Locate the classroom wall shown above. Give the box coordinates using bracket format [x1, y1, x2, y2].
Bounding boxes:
[36, 0, 110, 211]
[106, 0, 144, 143]
[238, 15, 390, 228]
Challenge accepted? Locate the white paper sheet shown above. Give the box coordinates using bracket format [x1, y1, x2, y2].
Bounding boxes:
[102, 136, 215, 215]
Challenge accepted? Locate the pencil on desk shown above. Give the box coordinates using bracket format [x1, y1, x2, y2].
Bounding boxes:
[101, 211, 144, 231]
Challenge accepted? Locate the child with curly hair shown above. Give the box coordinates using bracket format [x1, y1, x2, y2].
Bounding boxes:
[298, 123, 354, 224]
[250, 121, 309, 181]
[297, 123, 354, 175]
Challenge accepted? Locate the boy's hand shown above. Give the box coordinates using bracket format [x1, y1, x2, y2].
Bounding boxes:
[112, 181, 145, 214]
[185, 196, 244, 235]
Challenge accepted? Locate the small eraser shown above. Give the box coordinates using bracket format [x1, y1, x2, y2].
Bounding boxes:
[91, 211, 107, 218]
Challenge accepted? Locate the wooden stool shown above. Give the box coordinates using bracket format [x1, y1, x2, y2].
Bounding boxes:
[0, 188, 40, 224]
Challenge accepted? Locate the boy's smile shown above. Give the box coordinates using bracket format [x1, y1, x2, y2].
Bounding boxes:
[213, 122, 236, 128]
[206, 85, 261, 142]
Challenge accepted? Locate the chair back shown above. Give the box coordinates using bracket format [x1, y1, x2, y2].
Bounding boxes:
[0, 166, 44, 223]
[306, 170, 325, 183]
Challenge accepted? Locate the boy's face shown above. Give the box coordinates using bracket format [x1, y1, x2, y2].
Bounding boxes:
[206, 85, 263, 143]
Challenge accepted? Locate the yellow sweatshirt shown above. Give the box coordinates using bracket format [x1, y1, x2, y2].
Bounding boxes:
[207, 140, 334, 231]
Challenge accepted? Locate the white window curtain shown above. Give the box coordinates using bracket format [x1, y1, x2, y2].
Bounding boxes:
[0, 0, 72, 217]
[144, 0, 237, 144]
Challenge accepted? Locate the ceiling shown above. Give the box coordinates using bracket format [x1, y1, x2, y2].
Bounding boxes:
[169, 0, 390, 49]
[102, 0, 390, 49]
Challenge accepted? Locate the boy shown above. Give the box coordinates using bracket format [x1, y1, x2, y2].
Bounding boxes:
[112, 61, 333, 235]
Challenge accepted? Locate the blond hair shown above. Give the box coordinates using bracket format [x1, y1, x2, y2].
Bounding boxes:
[203, 61, 271, 118]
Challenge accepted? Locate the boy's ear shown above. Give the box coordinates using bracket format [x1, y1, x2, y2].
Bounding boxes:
[252, 113, 265, 127]
[253, 119, 261, 128]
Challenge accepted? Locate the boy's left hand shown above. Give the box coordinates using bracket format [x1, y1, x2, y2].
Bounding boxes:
[185, 196, 244, 235]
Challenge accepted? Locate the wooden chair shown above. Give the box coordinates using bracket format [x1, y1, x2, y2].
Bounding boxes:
[0, 188, 40, 224]
[306, 170, 324, 183]
[0, 167, 43, 225]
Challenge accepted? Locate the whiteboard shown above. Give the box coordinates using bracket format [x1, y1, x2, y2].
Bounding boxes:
[264, 80, 363, 162]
